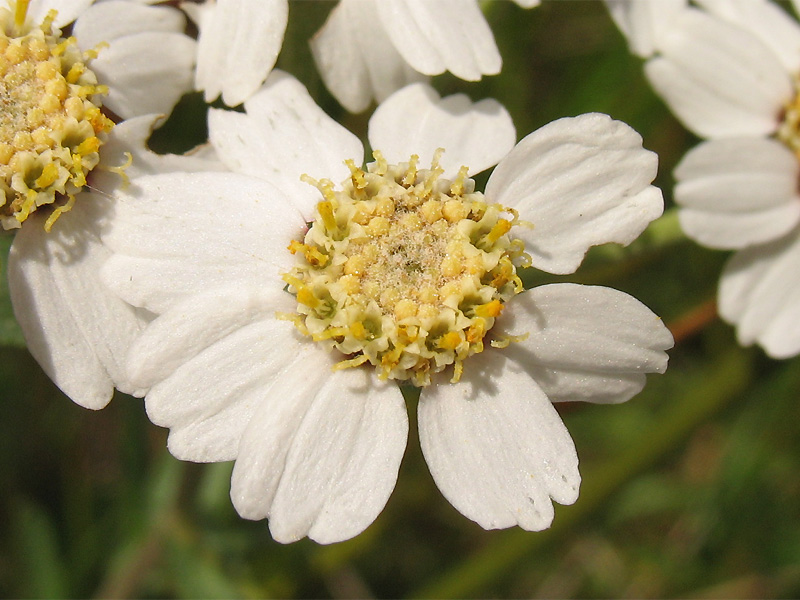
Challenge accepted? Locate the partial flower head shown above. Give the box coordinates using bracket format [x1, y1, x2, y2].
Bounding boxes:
[2, 0, 202, 407]
[310, 0, 536, 113]
[0, 0, 195, 229]
[609, 0, 800, 357]
[102, 73, 672, 543]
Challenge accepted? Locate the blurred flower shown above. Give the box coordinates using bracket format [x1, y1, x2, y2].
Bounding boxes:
[310, 0, 536, 113]
[605, 0, 686, 58]
[609, 0, 800, 357]
[103, 72, 672, 543]
[182, 0, 288, 107]
[2, 0, 204, 407]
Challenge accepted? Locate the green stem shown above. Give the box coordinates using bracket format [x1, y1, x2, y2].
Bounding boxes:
[411, 347, 752, 599]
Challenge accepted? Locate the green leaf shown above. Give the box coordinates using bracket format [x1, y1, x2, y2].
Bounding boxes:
[165, 533, 246, 600]
[10, 499, 69, 598]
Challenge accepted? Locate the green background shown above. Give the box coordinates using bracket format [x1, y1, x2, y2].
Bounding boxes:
[2, 2, 799, 597]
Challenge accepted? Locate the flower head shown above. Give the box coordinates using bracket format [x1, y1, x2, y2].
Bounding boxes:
[609, 0, 800, 357]
[3, 0, 203, 408]
[0, 3, 112, 229]
[103, 73, 672, 543]
[285, 151, 528, 387]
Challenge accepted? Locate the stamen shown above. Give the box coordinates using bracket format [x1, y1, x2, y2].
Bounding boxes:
[490, 332, 530, 349]
[332, 354, 370, 372]
[317, 199, 338, 234]
[44, 192, 75, 231]
[14, 0, 29, 29]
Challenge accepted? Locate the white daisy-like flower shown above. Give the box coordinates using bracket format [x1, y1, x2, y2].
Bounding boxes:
[310, 0, 537, 113]
[101, 72, 672, 543]
[1, 0, 203, 407]
[182, 0, 288, 107]
[608, 0, 800, 357]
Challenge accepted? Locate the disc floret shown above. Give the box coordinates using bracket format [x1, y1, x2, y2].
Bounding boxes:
[0, 2, 113, 230]
[284, 150, 530, 387]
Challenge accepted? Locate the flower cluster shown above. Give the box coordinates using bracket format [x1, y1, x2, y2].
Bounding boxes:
[1, 0, 723, 546]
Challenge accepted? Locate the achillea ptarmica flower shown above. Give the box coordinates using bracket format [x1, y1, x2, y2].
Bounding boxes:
[103, 73, 672, 543]
[310, 0, 537, 113]
[608, 0, 800, 357]
[3, 0, 201, 407]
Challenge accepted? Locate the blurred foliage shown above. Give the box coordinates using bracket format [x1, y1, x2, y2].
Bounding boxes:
[2, 1, 800, 598]
[0, 234, 24, 347]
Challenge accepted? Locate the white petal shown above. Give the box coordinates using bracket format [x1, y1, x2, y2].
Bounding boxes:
[674, 138, 800, 249]
[674, 138, 799, 211]
[644, 8, 791, 139]
[73, 1, 186, 50]
[209, 71, 364, 221]
[144, 316, 305, 462]
[604, 0, 688, 58]
[419, 350, 580, 532]
[91, 31, 196, 120]
[101, 172, 304, 314]
[485, 113, 662, 275]
[231, 364, 408, 544]
[26, 0, 92, 28]
[499, 284, 673, 404]
[368, 83, 516, 179]
[378, 0, 501, 80]
[719, 231, 800, 358]
[109, 119, 223, 182]
[695, 0, 800, 74]
[128, 285, 294, 388]
[310, 0, 427, 113]
[91, 114, 223, 192]
[193, 0, 288, 106]
[7, 198, 147, 409]
[679, 205, 800, 251]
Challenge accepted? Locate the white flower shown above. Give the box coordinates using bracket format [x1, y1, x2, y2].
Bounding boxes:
[605, 0, 687, 58]
[182, 0, 288, 107]
[1, 0, 204, 407]
[102, 72, 672, 543]
[310, 0, 536, 113]
[609, 0, 800, 358]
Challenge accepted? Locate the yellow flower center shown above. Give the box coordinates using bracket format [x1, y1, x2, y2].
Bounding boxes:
[0, 1, 113, 231]
[777, 77, 800, 156]
[284, 150, 530, 387]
